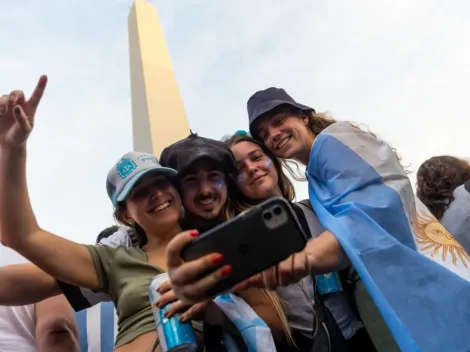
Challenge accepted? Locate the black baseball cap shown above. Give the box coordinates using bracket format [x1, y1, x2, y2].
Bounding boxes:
[247, 87, 315, 136]
[160, 134, 236, 176]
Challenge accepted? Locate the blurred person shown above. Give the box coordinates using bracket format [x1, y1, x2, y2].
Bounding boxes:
[417, 156, 470, 253]
[0, 245, 79, 352]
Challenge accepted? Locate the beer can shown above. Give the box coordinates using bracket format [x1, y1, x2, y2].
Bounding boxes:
[315, 272, 343, 296]
[149, 273, 198, 352]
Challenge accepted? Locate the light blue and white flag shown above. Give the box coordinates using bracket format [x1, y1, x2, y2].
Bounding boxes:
[74, 301, 118, 352]
[214, 293, 276, 352]
[306, 121, 470, 352]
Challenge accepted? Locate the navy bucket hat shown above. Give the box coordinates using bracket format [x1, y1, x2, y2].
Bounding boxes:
[247, 87, 315, 137]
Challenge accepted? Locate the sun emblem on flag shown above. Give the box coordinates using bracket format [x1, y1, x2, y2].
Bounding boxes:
[411, 212, 470, 268]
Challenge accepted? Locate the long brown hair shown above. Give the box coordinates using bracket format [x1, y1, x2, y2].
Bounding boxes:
[417, 156, 470, 220]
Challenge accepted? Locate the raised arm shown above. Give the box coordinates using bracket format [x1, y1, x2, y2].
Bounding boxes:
[0, 76, 99, 290]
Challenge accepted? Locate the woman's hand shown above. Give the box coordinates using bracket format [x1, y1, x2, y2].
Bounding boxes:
[156, 281, 225, 325]
[233, 249, 311, 291]
[0, 75, 47, 148]
[165, 230, 233, 304]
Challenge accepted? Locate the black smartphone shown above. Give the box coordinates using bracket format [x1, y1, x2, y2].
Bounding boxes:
[181, 197, 309, 296]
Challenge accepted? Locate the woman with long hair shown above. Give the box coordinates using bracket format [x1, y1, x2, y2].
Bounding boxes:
[226, 132, 375, 352]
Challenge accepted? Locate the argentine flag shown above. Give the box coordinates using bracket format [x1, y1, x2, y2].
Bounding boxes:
[214, 294, 276, 352]
[306, 121, 470, 352]
[74, 301, 118, 352]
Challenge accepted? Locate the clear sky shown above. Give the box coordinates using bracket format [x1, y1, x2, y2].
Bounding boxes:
[0, 0, 469, 250]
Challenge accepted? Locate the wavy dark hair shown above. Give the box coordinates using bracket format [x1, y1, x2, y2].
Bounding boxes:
[416, 156, 470, 220]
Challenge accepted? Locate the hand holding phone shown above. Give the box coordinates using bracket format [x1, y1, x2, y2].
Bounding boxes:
[181, 197, 308, 296]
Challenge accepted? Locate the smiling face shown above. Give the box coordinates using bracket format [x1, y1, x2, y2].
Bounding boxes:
[123, 172, 181, 233]
[230, 140, 281, 200]
[179, 159, 228, 221]
[255, 108, 315, 164]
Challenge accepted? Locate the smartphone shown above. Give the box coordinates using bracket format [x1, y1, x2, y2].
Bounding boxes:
[181, 197, 309, 296]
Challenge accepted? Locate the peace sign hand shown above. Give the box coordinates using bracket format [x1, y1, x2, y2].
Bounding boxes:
[0, 75, 48, 148]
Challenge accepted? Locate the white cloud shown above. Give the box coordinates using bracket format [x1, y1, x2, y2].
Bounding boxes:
[0, 0, 469, 244]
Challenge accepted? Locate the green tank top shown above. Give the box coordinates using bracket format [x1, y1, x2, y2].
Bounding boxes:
[85, 245, 164, 347]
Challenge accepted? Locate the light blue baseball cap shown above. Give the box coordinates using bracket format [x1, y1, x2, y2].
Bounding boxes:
[106, 152, 177, 207]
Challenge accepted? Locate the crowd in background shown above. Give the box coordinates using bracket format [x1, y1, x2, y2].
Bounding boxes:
[0, 76, 469, 352]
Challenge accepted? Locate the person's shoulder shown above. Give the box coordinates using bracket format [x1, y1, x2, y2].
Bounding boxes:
[455, 182, 470, 198]
[294, 199, 313, 209]
[112, 245, 146, 262]
[98, 227, 132, 248]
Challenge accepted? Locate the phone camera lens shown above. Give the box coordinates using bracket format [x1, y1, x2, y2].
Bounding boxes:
[273, 206, 282, 215]
[263, 212, 273, 221]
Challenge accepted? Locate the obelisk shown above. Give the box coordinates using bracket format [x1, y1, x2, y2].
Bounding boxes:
[128, 0, 190, 157]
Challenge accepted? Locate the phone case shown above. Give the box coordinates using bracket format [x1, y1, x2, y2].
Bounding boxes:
[181, 197, 309, 296]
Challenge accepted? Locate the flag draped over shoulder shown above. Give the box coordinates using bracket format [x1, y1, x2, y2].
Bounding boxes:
[306, 121, 470, 352]
[214, 293, 276, 352]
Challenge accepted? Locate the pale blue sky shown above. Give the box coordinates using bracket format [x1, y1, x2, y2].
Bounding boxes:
[1, 0, 469, 251]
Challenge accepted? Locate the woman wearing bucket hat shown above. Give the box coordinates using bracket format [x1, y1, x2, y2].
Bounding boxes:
[241, 87, 470, 352]
[0, 76, 236, 351]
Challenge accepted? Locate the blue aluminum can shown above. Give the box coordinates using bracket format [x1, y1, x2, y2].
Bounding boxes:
[315, 272, 343, 296]
[149, 273, 198, 352]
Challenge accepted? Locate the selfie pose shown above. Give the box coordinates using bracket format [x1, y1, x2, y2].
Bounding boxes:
[0, 76, 245, 352]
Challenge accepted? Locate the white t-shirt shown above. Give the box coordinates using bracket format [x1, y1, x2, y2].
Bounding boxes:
[0, 246, 37, 352]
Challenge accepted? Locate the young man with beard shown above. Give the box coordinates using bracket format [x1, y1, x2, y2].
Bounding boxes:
[159, 133, 240, 233]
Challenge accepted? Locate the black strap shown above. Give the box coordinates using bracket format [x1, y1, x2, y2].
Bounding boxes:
[56, 280, 91, 312]
[465, 180, 470, 193]
[151, 338, 159, 352]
